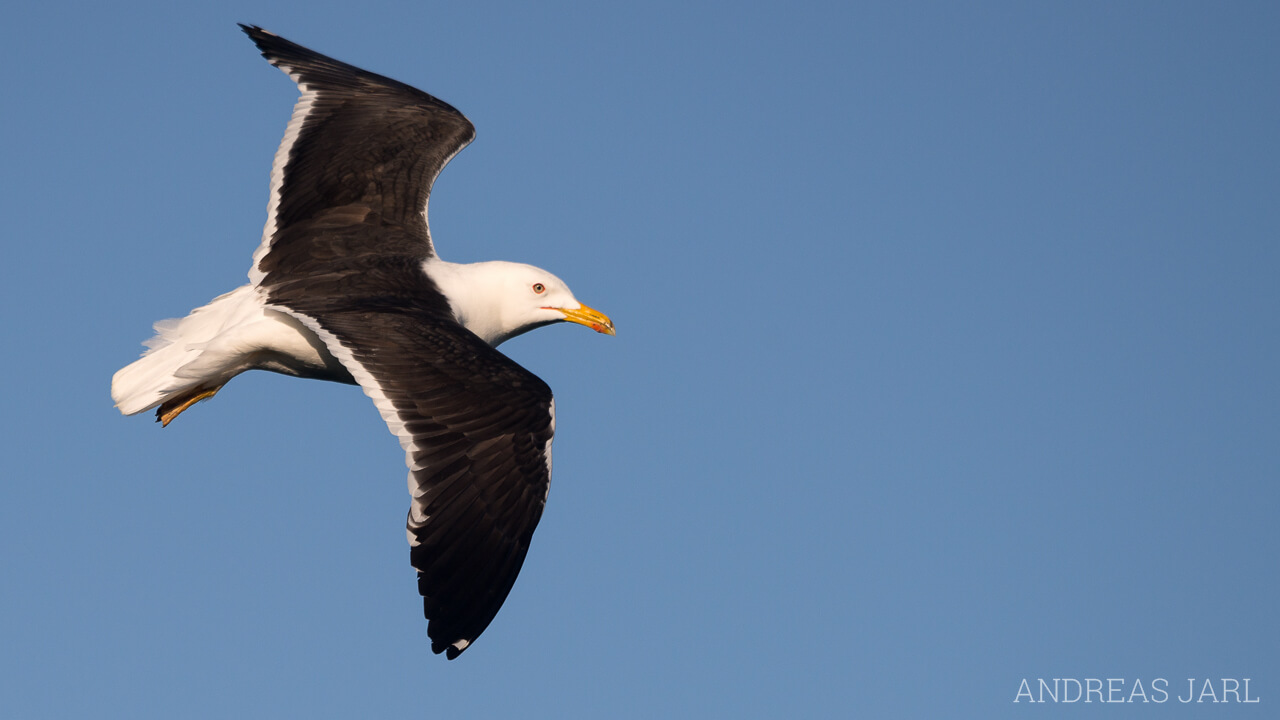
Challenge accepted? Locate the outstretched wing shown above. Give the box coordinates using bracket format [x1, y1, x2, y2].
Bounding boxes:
[240, 24, 475, 286]
[243, 27, 551, 659]
[274, 286, 555, 659]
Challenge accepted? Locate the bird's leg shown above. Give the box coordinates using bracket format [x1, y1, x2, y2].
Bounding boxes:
[156, 384, 224, 427]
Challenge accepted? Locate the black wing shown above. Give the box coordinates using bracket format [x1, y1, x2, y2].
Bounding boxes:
[240, 25, 475, 285]
[244, 28, 551, 659]
[270, 270, 555, 659]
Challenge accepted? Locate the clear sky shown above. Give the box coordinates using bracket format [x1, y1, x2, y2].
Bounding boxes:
[2, 1, 1277, 717]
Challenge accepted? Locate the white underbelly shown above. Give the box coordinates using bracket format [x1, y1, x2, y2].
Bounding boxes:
[112, 284, 356, 417]
[248, 309, 356, 383]
[168, 284, 355, 385]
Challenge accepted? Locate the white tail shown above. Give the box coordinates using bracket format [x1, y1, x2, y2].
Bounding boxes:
[111, 286, 262, 417]
[112, 284, 354, 423]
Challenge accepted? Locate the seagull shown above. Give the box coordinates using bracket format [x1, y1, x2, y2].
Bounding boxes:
[111, 25, 614, 659]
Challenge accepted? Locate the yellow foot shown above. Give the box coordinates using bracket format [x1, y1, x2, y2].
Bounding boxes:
[156, 385, 222, 427]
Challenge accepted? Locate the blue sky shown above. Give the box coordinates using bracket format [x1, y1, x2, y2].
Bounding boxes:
[3, 1, 1277, 717]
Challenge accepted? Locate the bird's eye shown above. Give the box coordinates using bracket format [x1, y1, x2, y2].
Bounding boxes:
[532, 283, 546, 294]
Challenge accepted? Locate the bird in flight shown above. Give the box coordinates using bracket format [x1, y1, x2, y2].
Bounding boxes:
[112, 25, 614, 659]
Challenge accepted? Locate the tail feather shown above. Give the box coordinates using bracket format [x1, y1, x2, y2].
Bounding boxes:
[111, 285, 258, 417]
[112, 320, 213, 416]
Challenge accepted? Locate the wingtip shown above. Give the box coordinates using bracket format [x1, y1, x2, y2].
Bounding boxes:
[432, 635, 471, 660]
[238, 24, 269, 55]
[238, 24, 286, 58]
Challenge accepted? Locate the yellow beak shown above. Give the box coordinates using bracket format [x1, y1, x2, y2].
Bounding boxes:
[557, 303, 616, 336]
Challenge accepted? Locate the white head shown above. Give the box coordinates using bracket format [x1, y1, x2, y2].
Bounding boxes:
[427, 260, 615, 347]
